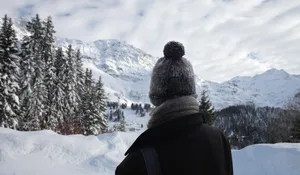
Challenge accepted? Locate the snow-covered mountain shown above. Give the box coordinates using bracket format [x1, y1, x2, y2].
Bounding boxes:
[11, 17, 300, 110]
[56, 38, 157, 82]
[54, 37, 300, 109]
[58, 38, 300, 109]
[198, 69, 300, 109]
[55, 39, 157, 105]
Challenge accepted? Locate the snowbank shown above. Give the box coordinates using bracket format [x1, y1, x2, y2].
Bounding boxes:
[1, 128, 300, 175]
[233, 143, 300, 175]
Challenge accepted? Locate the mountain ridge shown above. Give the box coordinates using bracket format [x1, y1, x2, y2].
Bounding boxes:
[9, 17, 300, 110]
[56, 38, 157, 82]
[60, 37, 300, 109]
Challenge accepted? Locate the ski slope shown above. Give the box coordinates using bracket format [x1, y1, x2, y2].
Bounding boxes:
[1, 127, 300, 175]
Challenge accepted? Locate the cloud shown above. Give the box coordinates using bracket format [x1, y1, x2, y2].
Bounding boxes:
[2, 0, 300, 82]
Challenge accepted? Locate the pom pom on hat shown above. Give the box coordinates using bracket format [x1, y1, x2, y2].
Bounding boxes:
[163, 41, 185, 60]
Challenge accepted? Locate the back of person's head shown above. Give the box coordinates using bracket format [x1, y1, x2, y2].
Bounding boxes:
[149, 41, 196, 106]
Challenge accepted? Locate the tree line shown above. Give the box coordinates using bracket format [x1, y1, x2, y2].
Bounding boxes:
[199, 90, 300, 148]
[214, 105, 293, 148]
[0, 14, 107, 135]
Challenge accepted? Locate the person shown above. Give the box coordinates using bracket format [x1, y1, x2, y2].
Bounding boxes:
[115, 41, 233, 175]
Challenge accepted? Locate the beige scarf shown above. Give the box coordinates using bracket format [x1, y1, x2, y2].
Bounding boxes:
[147, 95, 199, 128]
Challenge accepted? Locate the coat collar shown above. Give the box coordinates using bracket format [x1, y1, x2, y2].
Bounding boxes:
[125, 112, 205, 156]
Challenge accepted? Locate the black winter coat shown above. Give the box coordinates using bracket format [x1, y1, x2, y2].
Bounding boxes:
[115, 113, 233, 175]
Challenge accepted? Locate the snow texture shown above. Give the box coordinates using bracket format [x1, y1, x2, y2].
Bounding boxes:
[1, 127, 300, 175]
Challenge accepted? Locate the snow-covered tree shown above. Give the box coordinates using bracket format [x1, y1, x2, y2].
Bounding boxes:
[285, 93, 300, 142]
[53, 47, 66, 133]
[19, 39, 34, 130]
[199, 90, 216, 125]
[84, 69, 93, 92]
[94, 76, 108, 133]
[62, 45, 78, 134]
[64, 45, 77, 109]
[119, 117, 126, 132]
[42, 16, 57, 130]
[0, 15, 20, 129]
[82, 96, 102, 135]
[79, 68, 92, 123]
[82, 69, 99, 135]
[41, 16, 55, 64]
[81, 69, 109, 135]
[19, 31, 34, 129]
[113, 117, 126, 132]
[75, 49, 84, 118]
[291, 115, 300, 142]
[75, 49, 84, 95]
[19, 14, 45, 131]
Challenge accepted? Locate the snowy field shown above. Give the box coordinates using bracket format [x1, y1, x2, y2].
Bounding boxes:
[1, 128, 300, 175]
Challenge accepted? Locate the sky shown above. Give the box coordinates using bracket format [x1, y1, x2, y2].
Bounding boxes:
[1, 0, 300, 82]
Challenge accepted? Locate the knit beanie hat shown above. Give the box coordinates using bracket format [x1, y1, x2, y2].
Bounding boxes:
[149, 41, 196, 106]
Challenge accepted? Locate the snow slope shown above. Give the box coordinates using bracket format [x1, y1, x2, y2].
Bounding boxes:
[233, 144, 300, 175]
[83, 59, 151, 104]
[56, 38, 157, 82]
[1, 127, 300, 175]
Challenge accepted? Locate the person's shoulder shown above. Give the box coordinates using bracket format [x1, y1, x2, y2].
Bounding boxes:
[201, 124, 231, 148]
[200, 123, 224, 136]
[197, 123, 230, 144]
[115, 150, 147, 175]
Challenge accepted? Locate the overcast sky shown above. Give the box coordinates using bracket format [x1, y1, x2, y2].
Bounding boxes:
[1, 0, 300, 82]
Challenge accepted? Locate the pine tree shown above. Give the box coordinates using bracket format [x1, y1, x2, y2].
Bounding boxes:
[53, 47, 66, 133]
[113, 116, 126, 132]
[19, 14, 45, 131]
[0, 15, 20, 129]
[199, 90, 216, 125]
[75, 49, 84, 118]
[119, 116, 126, 132]
[19, 36, 34, 130]
[82, 69, 101, 135]
[84, 68, 93, 92]
[42, 16, 57, 130]
[291, 115, 300, 142]
[63, 45, 78, 134]
[81, 68, 93, 118]
[77, 68, 91, 134]
[94, 76, 108, 133]
[82, 96, 101, 135]
[41, 16, 55, 64]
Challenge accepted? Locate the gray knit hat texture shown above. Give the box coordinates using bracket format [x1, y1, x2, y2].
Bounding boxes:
[149, 41, 196, 106]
